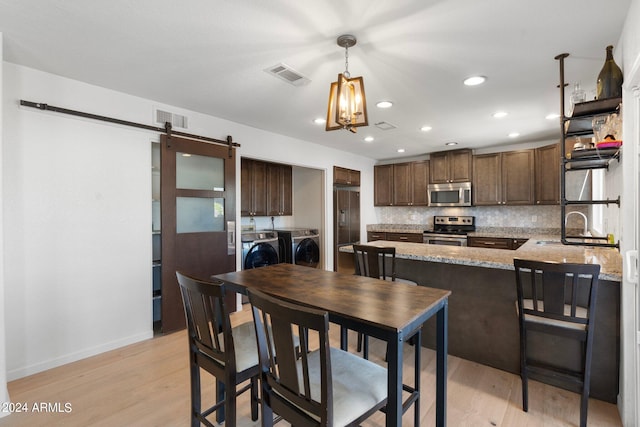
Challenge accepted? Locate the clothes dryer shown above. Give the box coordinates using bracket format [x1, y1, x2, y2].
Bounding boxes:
[275, 228, 320, 268]
[241, 231, 279, 270]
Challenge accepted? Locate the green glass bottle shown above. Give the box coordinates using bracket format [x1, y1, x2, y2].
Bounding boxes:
[596, 45, 623, 100]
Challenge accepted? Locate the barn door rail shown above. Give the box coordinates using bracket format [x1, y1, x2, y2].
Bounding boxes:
[19, 100, 240, 156]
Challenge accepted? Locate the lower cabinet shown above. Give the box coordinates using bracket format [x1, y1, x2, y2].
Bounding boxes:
[367, 231, 422, 243]
[468, 236, 528, 250]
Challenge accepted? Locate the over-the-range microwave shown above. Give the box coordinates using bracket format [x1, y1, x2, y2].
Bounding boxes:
[428, 182, 472, 207]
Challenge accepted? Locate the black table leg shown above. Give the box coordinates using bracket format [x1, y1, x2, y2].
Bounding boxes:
[436, 300, 448, 427]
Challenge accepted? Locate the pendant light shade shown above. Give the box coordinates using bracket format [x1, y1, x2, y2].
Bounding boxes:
[326, 35, 368, 133]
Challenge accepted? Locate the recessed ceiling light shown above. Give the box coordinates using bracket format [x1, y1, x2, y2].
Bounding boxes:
[463, 75, 486, 86]
[445, 142, 458, 146]
[376, 101, 393, 108]
[364, 136, 374, 142]
[420, 125, 433, 132]
[545, 113, 560, 120]
[492, 111, 508, 118]
[313, 118, 326, 125]
[397, 148, 405, 153]
[508, 132, 520, 138]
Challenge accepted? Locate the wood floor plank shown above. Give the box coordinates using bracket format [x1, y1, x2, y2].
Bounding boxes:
[0, 306, 622, 427]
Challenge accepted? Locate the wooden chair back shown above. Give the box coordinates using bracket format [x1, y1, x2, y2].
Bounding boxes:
[353, 244, 396, 281]
[249, 288, 333, 426]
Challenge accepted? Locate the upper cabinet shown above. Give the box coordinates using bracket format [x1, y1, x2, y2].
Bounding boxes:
[473, 150, 535, 206]
[333, 166, 360, 186]
[241, 158, 292, 217]
[266, 162, 292, 216]
[429, 149, 472, 184]
[241, 158, 267, 216]
[534, 143, 560, 205]
[374, 160, 429, 206]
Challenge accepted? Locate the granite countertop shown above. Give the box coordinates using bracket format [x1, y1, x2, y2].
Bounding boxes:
[341, 237, 622, 282]
[367, 224, 579, 237]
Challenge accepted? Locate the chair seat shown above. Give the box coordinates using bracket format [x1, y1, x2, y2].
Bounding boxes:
[518, 299, 588, 331]
[296, 347, 388, 427]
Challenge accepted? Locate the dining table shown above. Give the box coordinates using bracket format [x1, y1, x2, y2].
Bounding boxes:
[214, 263, 451, 427]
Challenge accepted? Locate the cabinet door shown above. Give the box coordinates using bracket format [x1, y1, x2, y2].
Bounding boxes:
[241, 159, 267, 216]
[387, 232, 423, 243]
[449, 149, 473, 182]
[535, 143, 560, 205]
[411, 160, 429, 205]
[266, 163, 292, 216]
[392, 162, 412, 206]
[374, 164, 394, 206]
[429, 152, 449, 184]
[502, 150, 535, 205]
[367, 231, 387, 241]
[473, 153, 501, 205]
[467, 236, 511, 249]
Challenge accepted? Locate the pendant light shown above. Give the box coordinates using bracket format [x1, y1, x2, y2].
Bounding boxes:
[326, 35, 368, 133]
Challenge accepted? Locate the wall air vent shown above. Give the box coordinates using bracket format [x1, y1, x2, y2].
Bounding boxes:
[264, 63, 311, 86]
[155, 109, 189, 129]
[375, 121, 397, 130]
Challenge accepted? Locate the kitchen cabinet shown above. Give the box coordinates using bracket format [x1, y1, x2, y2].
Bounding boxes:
[468, 236, 528, 250]
[373, 164, 393, 206]
[429, 149, 472, 184]
[374, 161, 429, 206]
[241, 158, 267, 216]
[535, 143, 560, 205]
[334, 166, 360, 186]
[367, 231, 387, 241]
[266, 162, 292, 216]
[392, 160, 429, 206]
[241, 158, 291, 217]
[473, 149, 535, 206]
[367, 231, 422, 243]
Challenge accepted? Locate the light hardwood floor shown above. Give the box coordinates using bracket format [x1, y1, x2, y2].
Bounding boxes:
[1, 306, 622, 427]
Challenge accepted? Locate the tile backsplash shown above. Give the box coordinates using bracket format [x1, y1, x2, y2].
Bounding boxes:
[375, 205, 587, 231]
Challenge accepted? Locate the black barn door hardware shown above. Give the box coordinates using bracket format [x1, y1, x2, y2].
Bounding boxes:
[20, 100, 240, 156]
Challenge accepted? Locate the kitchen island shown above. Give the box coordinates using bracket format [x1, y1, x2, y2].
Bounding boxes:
[340, 238, 622, 402]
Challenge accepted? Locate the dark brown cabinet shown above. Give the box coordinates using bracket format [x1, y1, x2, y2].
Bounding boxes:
[266, 162, 292, 216]
[241, 158, 267, 216]
[374, 161, 429, 206]
[473, 150, 535, 205]
[373, 164, 393, 206]
[429, 149, 472, 184]
[367, 231, 422, 243]
[535, 143, 560, 205]
[241, 158, 292, 217]
[392, 160, 429, 206]
[468, 236, 529, 250]
[334, 166, 360, 186]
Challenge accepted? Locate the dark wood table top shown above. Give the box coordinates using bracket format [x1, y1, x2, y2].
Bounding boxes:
[215, 263, 451, 335]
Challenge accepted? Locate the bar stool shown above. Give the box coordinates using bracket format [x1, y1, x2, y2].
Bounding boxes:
[513, 259, 600, 427]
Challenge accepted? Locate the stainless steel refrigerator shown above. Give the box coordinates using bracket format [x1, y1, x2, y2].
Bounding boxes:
[333, 188, 360, 272]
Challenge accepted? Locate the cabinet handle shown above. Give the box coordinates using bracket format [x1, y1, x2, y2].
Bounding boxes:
[400, 237, 408, 240]
[484, 242, 496, 245]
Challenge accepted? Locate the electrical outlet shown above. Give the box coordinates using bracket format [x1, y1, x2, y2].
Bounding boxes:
[531, 215, 538, 223]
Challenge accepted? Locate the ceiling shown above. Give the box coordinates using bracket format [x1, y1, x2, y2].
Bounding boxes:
[0, 0, 631, 160]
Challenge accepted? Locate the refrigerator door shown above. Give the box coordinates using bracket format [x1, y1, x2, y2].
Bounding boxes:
[349, 190, 360, 243]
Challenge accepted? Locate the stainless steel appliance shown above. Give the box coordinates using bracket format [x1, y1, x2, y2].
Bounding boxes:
[423, 215, 475, 246]
[428, 182, 472, 207]
[334, 188, 360, 271]
[275, 228, 320, 268]
[241, 231, 280, 269]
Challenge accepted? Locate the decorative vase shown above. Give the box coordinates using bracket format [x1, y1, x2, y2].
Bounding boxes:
[596, 45, 623, 100]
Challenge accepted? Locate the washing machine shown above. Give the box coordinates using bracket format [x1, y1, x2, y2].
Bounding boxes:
[241, 231, 280, 270]
[275, 228, 320, 268]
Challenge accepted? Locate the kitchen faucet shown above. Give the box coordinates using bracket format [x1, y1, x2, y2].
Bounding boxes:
[564, 211, 589, 236]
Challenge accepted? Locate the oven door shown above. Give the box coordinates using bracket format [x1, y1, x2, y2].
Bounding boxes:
[424, 235, 467, 246]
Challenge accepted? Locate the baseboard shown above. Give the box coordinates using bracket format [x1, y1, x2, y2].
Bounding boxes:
[7, 331, 153, 382]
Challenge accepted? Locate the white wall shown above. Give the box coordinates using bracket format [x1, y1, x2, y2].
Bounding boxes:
[0, 32, 10, 418]
[1, 62, 376, 381]
[617, 0, 640, 424]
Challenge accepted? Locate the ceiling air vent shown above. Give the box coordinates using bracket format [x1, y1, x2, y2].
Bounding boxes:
[155, 109, 189, 129]
[264, 63, 311, 86]
[375, 121, 397, 130]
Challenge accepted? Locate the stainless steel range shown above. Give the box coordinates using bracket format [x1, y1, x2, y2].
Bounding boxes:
[423, 215, 476, 246]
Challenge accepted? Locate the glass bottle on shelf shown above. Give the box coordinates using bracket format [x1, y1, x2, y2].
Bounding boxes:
[569, 82, 586, 115]
[596, 45, 623, 100]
